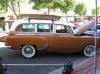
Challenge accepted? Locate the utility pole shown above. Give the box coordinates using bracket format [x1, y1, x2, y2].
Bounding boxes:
[94, 0, 98, 74]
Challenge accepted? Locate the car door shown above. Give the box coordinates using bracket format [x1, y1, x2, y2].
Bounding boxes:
[36, 23, 55, 51]
[53, 24, 95, 53]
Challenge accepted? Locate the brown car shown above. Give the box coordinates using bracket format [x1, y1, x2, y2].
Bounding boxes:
[5, 18, 100, 58]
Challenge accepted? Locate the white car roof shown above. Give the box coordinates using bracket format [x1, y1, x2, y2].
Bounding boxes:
[10, 19, 69, 31]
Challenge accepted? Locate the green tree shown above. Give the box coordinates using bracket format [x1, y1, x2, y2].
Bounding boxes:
[92, 7, 100, 15]
[30, 0, 76, 15]
[0, 0, 25, 18]
[74, 3, 87, 16]
[0, 5, 5, 15]
[0, 0, 8, 14]
[59, 0, 75, 15]
[30, 0, 53, 14]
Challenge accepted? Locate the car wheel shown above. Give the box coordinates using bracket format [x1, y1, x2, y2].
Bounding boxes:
[83, 45, 95, 57]
[22, 45, 36, 58]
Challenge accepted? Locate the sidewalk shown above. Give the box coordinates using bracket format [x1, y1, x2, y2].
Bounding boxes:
[48, 55, 100, 74]
[0, 42, 5, 47]
[48, 57, 86, 74]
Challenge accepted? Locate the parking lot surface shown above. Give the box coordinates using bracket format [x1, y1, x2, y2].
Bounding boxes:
[0, 42, 86, 74]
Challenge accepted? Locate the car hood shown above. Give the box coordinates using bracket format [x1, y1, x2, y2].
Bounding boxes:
[73, 20, 95, 35]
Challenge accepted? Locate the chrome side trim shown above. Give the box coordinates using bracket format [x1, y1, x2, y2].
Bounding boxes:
[37, 44, 48, 51]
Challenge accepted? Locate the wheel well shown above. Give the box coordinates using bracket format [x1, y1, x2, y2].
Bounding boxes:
[21, 45, 37, 49]
[82, 44, 95, 51]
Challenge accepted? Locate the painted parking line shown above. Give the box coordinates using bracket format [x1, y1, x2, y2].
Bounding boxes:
[2, 64, 64, 66]
[48, 67, 63, 74]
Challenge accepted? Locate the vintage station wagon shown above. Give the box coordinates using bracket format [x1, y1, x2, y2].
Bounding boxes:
[5, 18, 100, 58]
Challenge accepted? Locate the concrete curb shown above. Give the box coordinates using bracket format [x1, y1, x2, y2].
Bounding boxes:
[48, 57, 87, 74]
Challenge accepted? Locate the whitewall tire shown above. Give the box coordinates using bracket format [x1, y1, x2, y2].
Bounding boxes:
[83, 45, 95, 57]
[22, 45, 36, 58]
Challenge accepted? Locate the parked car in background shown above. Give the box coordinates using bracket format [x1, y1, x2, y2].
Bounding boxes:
[0, 28, 7, 42]
[5, 18, 100, 58]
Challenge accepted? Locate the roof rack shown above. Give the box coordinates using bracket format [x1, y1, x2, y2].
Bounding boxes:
[18, 14, 61, 21]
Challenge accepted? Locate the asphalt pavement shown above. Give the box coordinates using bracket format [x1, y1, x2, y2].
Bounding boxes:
[0, 42, 86, 74]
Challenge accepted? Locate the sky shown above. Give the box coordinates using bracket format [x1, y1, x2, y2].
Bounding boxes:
[20, 0, 100, 12]
[19, 0, 100, 14]
[76, 0, 100, 15]
[6, 0, 100, 16]
[77, 0, 100, 9]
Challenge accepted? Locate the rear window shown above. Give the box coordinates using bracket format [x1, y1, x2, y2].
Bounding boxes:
[15, 23, 53, 32]
[15, 23, 35, 32]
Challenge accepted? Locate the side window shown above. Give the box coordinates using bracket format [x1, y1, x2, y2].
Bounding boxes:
[37, 23, 53, 32]
[15, 23, 35, 32]
[55, 24, 69, 33]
